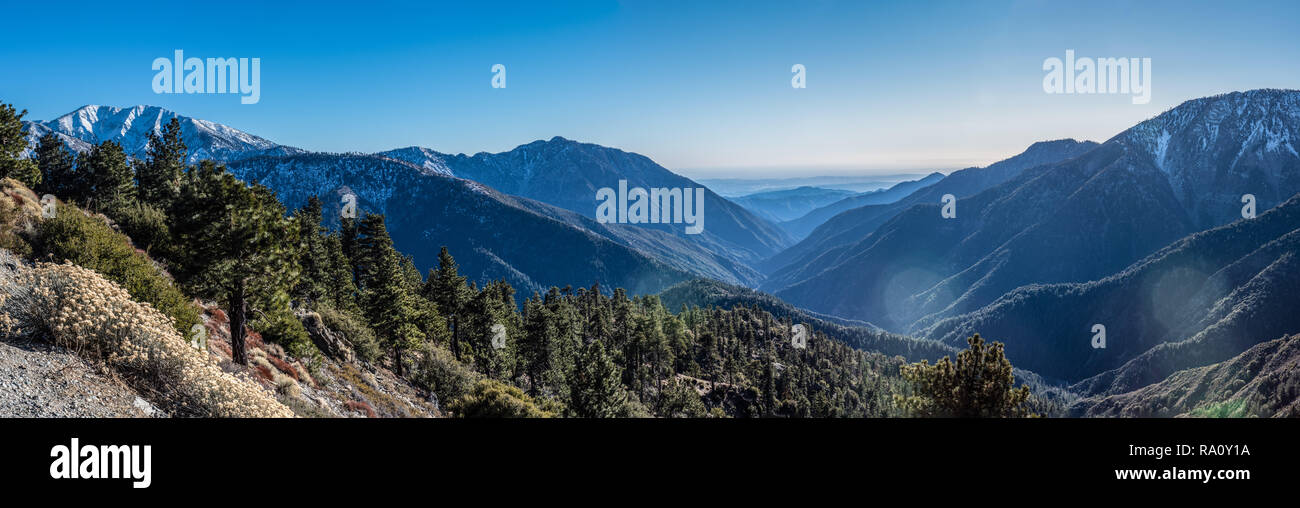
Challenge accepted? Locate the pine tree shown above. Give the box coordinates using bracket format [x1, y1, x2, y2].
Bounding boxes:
[136, 117, 186, 209]
[322, 233, 360, 312]
[628, 299, 665, 403]
[372, 255, 424, 376]
[656, 378, 707, 418]
[170, 161, 303, 365]
[0, 103, 40, 188]
[413, 294, 450, 350]
[0, 103, 39, 188]
[522, 293, 556, 396]
[352, 213, 388, 290]
[292, 197, 331, 304]
[422, 246, 471, 360]
[34, 133, 75, 197]
[340, 216, 360, 285]
[462, 279, 517, 379]
[567, 340, 627, 418]
[762, 349, 777, 416]
[355, 213, 424, 375]
[533, 288, 582, 398]
[581, 283, 613, 345]
[895, 333, 1034, 418]
[79, 140, 135, 212]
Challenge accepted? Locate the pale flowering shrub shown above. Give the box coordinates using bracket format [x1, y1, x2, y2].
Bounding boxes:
[3, 260, 293, 418]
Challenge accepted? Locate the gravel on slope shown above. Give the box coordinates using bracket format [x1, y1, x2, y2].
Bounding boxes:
[0, 336, 160, 418]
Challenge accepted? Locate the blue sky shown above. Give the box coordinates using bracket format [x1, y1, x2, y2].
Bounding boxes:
[2, 0, 1297, 177]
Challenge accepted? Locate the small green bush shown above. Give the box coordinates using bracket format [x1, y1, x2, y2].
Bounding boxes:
[33, 202, 200, 335]
[316, 302, 382, 363]
[110, 200, 170, 254]
[253, 305, 317, 360]
[449, 378, 561, 418]
[656, 378, 707, 418]
[415, 344, 481, 406]
[0, 200, 31, 257]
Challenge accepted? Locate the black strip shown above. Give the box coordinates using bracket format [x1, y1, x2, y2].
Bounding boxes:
[1, 418, 1287, 496]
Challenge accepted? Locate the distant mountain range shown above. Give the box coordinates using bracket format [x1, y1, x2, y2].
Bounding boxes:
[697, 175, 921, 197]
[775, 172, 946, 240]
[728, 186, 856, 223]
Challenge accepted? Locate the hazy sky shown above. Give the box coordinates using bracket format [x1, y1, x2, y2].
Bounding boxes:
[2, 0, 1297, 178]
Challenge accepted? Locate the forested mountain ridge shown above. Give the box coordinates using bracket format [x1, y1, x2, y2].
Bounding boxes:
[222, 152, 695, 296]
[917, 191, 1300, 385]
[1070, 333, 1300, 417]
[381, 136, 793, 260]
[658, 278, 956, 362]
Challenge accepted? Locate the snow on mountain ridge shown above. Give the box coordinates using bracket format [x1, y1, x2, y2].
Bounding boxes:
[1110, 89, 1300, 225]
[1119, 89, 1300, 165]
[22, 104, 298, 163]
[376, 147, 455, 177]
[1154, 130, 1171, 174]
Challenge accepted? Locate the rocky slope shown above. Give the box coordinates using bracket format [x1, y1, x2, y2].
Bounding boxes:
[0, 253, 440, 418]
[195, 302, 440, 418]
[0, 334, 158, 418]
[0, 177, 439, 418]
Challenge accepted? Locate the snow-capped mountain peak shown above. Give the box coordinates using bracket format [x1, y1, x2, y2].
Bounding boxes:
[22, 104, 301, 163]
